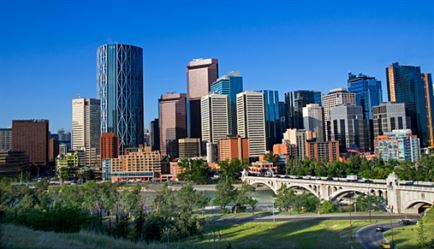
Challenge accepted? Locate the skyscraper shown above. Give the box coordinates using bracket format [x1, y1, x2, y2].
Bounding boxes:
[159, 93, 187, 157]
[347, 73, 383, 151]
[210, 71, 243, 135]
[330, 105, 366, 152]
[150, 118, 160, 151]
[322, 88, 356, 141]
[386, 62, 433, 147]
[186, 58, 219, 139]
[372, 102, 408, 138]
[12, 120, 49, 166]
[72, 98, 101, 167]
[97, 44, 144, 152]
[201, 93, 229, 144]
[261, 90, 281, 150]
[284, 90, 321, 129]
[302, 104, 324, 142]
[236, 91, 266, 158]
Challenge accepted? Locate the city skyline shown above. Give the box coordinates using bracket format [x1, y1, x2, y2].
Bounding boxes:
[1, 1, 433, 131]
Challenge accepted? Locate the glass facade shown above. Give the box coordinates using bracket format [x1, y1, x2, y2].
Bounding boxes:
[210, 71, 243, 135]
[386, 63, 432, 147]
[284, 90, 322, 129]
[97, 44, 144, 152]
[347, 73, 383, 151]
[261, 90, 281, 150]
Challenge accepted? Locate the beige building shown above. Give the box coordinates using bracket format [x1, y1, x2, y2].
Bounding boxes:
[103, 147, 161, 182]
[236, 91, 266, 158]
[201, 93, 229, 144]
[72, 98, 100, 167]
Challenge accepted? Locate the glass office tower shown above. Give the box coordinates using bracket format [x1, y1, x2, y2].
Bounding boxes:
[261, 90, 281, 150]
[347, 73, 383, 151]
[210, 71, 243, 135]
[97, 44, 144, 153]
[386, 62, 433, 147]
[284, 90, 322, 129]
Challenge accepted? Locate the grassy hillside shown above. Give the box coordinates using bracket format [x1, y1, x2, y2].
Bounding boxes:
[1, 218, 374, 249]
[384, 208, 434, 249]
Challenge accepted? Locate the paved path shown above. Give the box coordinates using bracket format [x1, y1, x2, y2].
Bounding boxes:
[356, 222, 405, 249]
[211, 212, 419, 224]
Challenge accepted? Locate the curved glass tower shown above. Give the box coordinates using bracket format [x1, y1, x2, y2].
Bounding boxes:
[97, 44, 144, 152]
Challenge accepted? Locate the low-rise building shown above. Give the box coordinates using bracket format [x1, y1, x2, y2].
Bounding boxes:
[248, 161, 277, 176]
[102, 147, 162, 182]
[218, 136, 249, 162]
[0, 150, 29, 176]
[178, 138, 201, 159]
[305, 141, 340, 162]
[375, 129, 421, 162]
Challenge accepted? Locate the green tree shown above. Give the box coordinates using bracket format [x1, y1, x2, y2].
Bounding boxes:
[274, 186, 295, 212]
[213, 179, 237, 212]
[320, 200, 336, 214]
[232, 183, 257, 213]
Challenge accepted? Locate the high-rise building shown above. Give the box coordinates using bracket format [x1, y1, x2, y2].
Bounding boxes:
[372, 102, 408, 138]
[159, 93, 187, 157]
[57, 129, 71, 151]
[347, 73, 383, 151]
[376, 129, 421, 162]
[261, 90, 281, 150]
[218, 136, 249, 162]
[0, 128, 12, 151]
[237, 91, 266, 158]
[210, 71, 243, 135]
[386, 62, 433, 147]
[97, 44, 144, 152]
[422, 73, 434, 147]
[302, 104, 324, 142]
[100, 132, 119, 163]
[12, 120, 49, 166]
[186, 58, 219, 139]
[150, 118, 160, 151]
[322, 88, 356, 141]
[284, 90, 322, 129]
[201, 93, 229, 145]
[347, 73, 383, 120]
[330, 105, 366, 152]
[178, 138, 201, 159]
[72, 98, 101, 167]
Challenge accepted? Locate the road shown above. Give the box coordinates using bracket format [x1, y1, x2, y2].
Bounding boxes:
[356, 221, 406, 249]
[210, 212, 419, 224]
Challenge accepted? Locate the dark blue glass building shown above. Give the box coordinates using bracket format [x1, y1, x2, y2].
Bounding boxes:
[284, 90, 322, 129]
[261, 90, 280, 150]
[347, 73, 383, 151]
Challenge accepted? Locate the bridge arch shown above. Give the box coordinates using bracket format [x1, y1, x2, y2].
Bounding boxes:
[286, 184, 319, 198]
[248, 181, 277, 194]
[329, 188, 367, 201]
[403, 199, 433, 213]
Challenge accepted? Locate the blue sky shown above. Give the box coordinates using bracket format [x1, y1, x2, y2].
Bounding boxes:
[1, 0, 433, 132]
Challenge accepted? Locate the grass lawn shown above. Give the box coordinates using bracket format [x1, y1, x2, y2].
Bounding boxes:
[189, 219, 374, 249]
[384, 208, 434, 249]
[1, 218, 381, 249]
